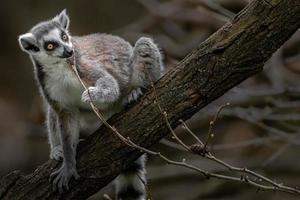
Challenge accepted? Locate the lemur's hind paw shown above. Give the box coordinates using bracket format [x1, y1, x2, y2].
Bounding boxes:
[50, 145, 63, 161]
[132, 37, 163, 87]
[135, 37, 157, 57]
[50, 165, 80, 194]
[126, 88, 143, 104]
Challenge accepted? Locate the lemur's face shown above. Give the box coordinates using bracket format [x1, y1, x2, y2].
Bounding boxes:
[18, 10, 73, 64]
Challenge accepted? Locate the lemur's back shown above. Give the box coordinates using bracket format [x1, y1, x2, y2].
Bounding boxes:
[72, 34, 133, 94]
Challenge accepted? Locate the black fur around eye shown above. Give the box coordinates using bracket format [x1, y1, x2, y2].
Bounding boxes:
[61, 33, 68, 41]
[44, 41, 58, 51]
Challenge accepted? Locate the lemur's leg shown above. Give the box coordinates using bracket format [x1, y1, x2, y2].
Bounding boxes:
[125, 37, 164, 104]
[50, 111, 80, 193]
[46, 106, 63, 160]
[132, 37, 164, 87]
[81, 70, 120, 104]
[116, 155, 147, 200]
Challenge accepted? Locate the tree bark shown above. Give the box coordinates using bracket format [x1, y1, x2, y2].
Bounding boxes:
[1, 0, 300, 199]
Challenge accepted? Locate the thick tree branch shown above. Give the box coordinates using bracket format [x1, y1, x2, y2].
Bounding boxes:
[1, 0, 300, 199]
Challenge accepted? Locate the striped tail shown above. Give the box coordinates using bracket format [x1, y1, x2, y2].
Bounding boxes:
[115, 155, 147, 200]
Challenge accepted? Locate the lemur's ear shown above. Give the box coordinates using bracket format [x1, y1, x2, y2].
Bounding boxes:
[18, 33, 39, 53]
[54, 9, 70, 29]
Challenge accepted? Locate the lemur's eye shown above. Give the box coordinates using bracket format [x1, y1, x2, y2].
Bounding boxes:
[62, 34, 68, 41]
[44, 41, 58, 51]
[47, 43, 54, 50]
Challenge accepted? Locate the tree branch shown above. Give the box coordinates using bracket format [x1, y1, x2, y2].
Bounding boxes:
[1, 0, 300, 199]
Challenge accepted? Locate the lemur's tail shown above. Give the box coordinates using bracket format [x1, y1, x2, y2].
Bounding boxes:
[115, 155, 147, 200]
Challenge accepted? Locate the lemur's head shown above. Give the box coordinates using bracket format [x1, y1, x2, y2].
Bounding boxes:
[18, 9, 73, 64]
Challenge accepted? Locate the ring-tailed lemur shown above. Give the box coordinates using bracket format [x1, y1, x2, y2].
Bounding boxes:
[18, 9, 164, 199]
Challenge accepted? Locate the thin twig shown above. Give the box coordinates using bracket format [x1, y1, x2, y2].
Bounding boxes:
[68, 49, 300, 196]
[69, 59, 132, 147]
[145, 66, 300, 195]
[145, 69, 191, 152]
[161, 136, 277, 151]
[179, 119, 204, 146]
[203, 103, 230, 150]
[128, 136, 300, 195]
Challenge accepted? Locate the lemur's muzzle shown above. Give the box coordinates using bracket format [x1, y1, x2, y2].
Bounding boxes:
[62, 46, 73, 58]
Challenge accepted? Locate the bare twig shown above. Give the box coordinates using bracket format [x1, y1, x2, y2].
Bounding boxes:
[69, 53, 300, 196]
[67, 28, 300, 198]
[162, 136, 277, 151]
[145, 69, 191, 152]
[144, 66, 300, 196]
[180, 119, 204, 145]
[69, 60, 132, 147]
[203, 103, 230, 150]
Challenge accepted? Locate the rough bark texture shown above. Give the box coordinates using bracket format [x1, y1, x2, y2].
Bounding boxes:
[1, 0, 300, 199]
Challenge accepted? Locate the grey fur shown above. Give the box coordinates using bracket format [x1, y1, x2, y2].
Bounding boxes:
[18, 10, 164, 198]
[47, 107, 63, 160]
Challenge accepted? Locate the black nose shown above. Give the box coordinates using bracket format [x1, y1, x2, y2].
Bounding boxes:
[63, 47, 73, 58]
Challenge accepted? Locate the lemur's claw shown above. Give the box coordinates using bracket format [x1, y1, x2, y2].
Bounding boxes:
[50, 145, 63, 161]
[50, 165, 80, 193]
[126, 88, 143, 104]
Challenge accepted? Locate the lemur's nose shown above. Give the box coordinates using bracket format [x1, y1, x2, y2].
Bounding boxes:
[63, 46, 73, 58]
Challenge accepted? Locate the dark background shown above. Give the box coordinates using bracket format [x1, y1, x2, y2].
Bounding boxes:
[1, 0, 300, 199]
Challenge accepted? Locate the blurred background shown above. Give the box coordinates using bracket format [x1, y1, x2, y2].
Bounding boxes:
[1, 0, 300, 199]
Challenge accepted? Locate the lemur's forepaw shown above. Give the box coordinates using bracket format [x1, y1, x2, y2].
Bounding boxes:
[126, 88, 143, 104]
[50, 145, 63, 161]
[82, 86, 119, 103]
[81, 87, 99, 103]
[50, 165, 80, 194]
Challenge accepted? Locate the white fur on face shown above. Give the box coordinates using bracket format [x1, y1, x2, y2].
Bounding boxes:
[34, 28, 73, 65]
[18, 33, 36, 52]
[44, 29, 73, 49]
